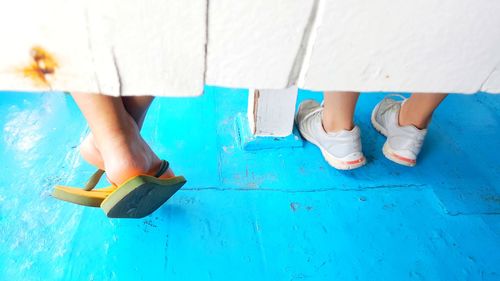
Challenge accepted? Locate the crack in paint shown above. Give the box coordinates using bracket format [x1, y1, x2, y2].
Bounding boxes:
[181, 183, 427, 193]
[287, 0, 322, 87]
[202, 0, 210, 86]
[478, 63, 499, 92]
[446, 211, 500, 216]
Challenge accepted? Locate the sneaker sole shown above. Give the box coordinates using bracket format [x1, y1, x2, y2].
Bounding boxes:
[382, 142, 416, 167]
[296, 118, 366, 170]
[371, 104, 416, 167]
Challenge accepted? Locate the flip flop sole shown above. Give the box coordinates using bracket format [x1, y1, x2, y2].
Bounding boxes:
[100, 175, 186, 218]
[52, 186, 115, 207]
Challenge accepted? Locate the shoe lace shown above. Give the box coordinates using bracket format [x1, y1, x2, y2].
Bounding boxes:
[385, 93, 407, 101]
[379, 94, 407, 116]
[303, 103, 324, 122]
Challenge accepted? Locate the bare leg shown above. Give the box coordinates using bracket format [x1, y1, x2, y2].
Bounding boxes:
[322, 91, 360, 132]
[122, 96, 155, 128]
[72, 93, 173, 185]
[80, 96, 154, 169]
[399, 93, 447, 129]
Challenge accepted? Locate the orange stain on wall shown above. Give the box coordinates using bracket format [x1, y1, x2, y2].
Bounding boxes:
[21, 46, 58, 87]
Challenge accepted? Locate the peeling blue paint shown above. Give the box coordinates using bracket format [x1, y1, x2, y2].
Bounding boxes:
[235, 113, 303, 151]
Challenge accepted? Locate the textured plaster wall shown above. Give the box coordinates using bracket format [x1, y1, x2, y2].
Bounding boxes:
[299, 0, 500, 94]
[0, 0, 499, 96]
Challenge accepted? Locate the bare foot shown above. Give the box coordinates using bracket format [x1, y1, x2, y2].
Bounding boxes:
[80, 134, 105, 170]
[81, 115, 175, 185]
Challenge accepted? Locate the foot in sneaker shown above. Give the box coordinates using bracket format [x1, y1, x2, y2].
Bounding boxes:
[296, 100, 366, 170]
[371, 95, 427, 166]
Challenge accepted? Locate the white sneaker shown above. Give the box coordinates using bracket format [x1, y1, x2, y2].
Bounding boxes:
[371, 95, 427, 167]
[295, 100, 366, 170]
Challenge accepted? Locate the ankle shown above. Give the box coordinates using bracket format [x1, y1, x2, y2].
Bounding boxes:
[91, 112, 139, 149]
[398, 102, 430, 129]
[99, 133, 159, 184]
[322, 117, 354, 133]
[110, 114, 140, 140]
[104, 147, 156, 184]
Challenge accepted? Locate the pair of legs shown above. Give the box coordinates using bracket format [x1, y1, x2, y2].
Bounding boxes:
[322, 92, 447, 133]
[74, 91, 446, 180]
[73, 93, 174, 185]
[295, 91, 447, 169]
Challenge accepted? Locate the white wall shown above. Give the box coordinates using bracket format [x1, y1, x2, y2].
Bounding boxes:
[0, 0, 206, 96]
[1, 0, 499, 95]
[299, 0, 500, 94]
[206, 0, 315, 89]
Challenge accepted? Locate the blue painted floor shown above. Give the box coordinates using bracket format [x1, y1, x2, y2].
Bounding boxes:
[0, 87, 499, 281]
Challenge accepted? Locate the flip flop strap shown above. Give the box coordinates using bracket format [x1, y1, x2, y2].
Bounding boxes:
[82, 160, 167, 191]
[154, 160, 170, 177]
[84, 169, 105, 191]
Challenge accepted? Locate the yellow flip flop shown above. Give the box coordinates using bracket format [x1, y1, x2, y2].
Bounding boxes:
[52, 169, 115, 207]
[52, 160, 186, 218]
